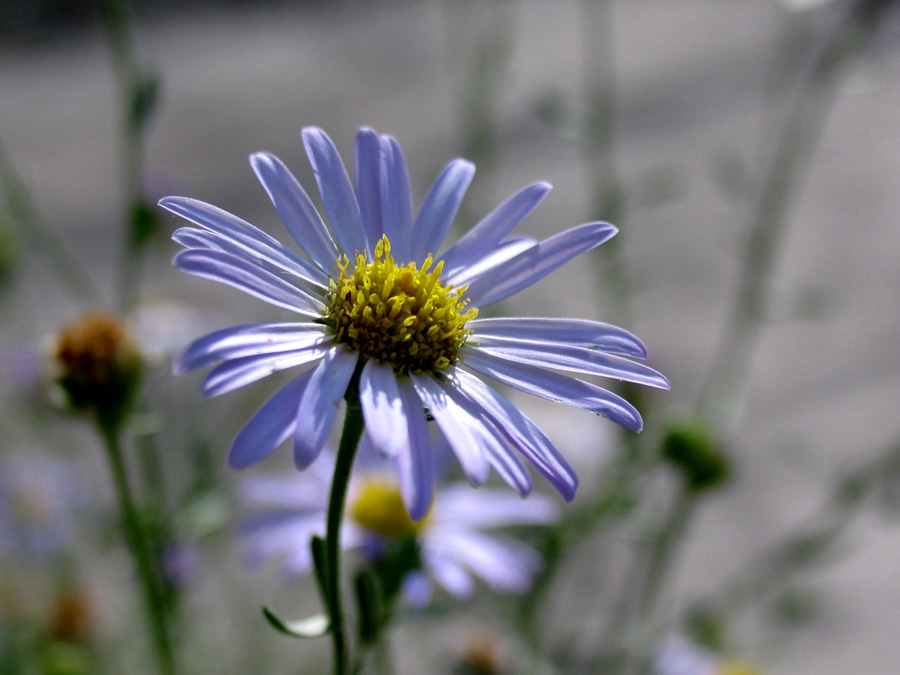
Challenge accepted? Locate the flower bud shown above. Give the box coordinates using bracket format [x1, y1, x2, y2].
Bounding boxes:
[55, 312, 142, 430]
[661, 418, 730, 493]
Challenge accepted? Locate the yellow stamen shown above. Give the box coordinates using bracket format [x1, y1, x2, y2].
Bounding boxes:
[350, 480, 428, 538]
[324, 235, 477, 375]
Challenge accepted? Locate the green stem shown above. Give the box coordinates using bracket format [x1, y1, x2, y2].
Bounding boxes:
[325, 397, 365, 675]
[100, 423, 174, 675]
[0, 141, 101, 304]
[631, 488, 695, 675]
[100, 0, 155, 313]
[579, 0, 632, 327]
[698, 3, 882, 427]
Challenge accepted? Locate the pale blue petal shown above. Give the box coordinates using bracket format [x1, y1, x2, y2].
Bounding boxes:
[422, 548, 474, 597]
[438, 182, 551, 275]
[174, 323, 327, 374]
[411, 159, 475, 263]
[161, 196, 328, 288]
[359, 360, 407, 458]
[174, 249, 325, 316]
[469, 317, 648, 359]
[400, 571, 433, 609]
[395, 380, 433, 521]
[172, 227, 327, 297]
[432, 531, 541, 593]
[242, 517, 320, 569]
[302, 127, 365, 256]
[280, 545, 316, 578]
[293, 347, 359, 469]
[380, 135, 414, 262]
[409, 374, 489, 486]
[460, 348, 643, 432]
[464, 222, 618, 307]
[431, 486, 558, 529]
[172, 227, 328, 299]
[250, 152, 340, 271]
[228, 371, 315, 469]
[432, 376, 532, 496]
[238, 465, 332, 508]
[481, 438, 532, 497]
[450, 368, 578, 501]
[470, 343, 670, 389]
[201, 347, 327, 398]
[443, 237, 536, 289]
[354, 127, 382, 254]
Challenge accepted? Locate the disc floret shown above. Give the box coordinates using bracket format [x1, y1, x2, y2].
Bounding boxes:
[324, 236, 477, 375]
[350, 479, 428, 539]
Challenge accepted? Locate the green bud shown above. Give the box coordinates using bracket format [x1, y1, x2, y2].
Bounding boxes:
[661, 418, 730, 492]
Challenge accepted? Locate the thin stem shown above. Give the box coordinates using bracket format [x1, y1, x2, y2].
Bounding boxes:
[100, 0, 156, 313]
[631, 488, 695, 675]
[579, 0, 632, 326]
[698, 3, 881, 427]
[325, 397, 365, 675]
[99, 423, 174, 675]
[0, 141, 101, 304]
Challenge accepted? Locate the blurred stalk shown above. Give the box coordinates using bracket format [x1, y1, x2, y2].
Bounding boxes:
[0, 140, 101, 304]
[441, 0, 518, 225]
[684, 436, 900, 655]
[99, 423, 175, 675]
[686, 0, 900, 654]
[698, 0, 892, 428]
[629, 488, 696, 675]
[580, 0, 632, 328]
[100, 0, 159, 314]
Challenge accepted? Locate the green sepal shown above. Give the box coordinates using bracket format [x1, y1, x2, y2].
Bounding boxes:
[262, 606, 330, 639]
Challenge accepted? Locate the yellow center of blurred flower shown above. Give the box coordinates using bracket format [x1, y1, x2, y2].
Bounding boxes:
[324, 236, 477, 375]
[350, 480, 428, 538]
[717, 662, 763, 675]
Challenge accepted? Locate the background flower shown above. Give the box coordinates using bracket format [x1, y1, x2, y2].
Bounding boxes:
[238, 446, 559, 605]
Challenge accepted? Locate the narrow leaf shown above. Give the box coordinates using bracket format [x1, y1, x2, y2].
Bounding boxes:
[262, 607, 330, 638]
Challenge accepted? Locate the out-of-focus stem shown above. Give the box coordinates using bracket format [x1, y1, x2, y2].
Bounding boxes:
[699, 3, 883, 428]
[100, 423, 174, 675]
[580, 0, 632, 326]
[441, 0, 518, 227]
[0, 141, 101, 304]
[100, 0, 153, 313]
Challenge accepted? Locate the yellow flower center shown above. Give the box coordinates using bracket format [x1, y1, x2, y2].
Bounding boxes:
[350, 480, 428, 538]
[718, 662, 763, 675]
[324, 236, 477, 375]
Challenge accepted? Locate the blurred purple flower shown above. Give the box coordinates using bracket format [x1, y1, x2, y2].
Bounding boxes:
[164, 126, 668, 519]
[653, 636, 762, 675]
[237, 449, 559, 605]
[0, 453, 85, 558]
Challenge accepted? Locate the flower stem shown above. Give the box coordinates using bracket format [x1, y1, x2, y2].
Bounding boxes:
[100, 0, 158, 313]
[100, 423, 174, 675]
[0, 140, 101, 305]
[698, 1, 885, 428]
[325, 396, 365, 675]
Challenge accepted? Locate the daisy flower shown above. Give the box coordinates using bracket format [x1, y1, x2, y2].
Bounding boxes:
[238, 448, 559, 605]
[653, 635, 763, 675]
[163, 126, 668, 519]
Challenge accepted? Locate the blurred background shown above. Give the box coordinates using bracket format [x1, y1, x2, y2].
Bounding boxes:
[2, 1, 900, 673]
